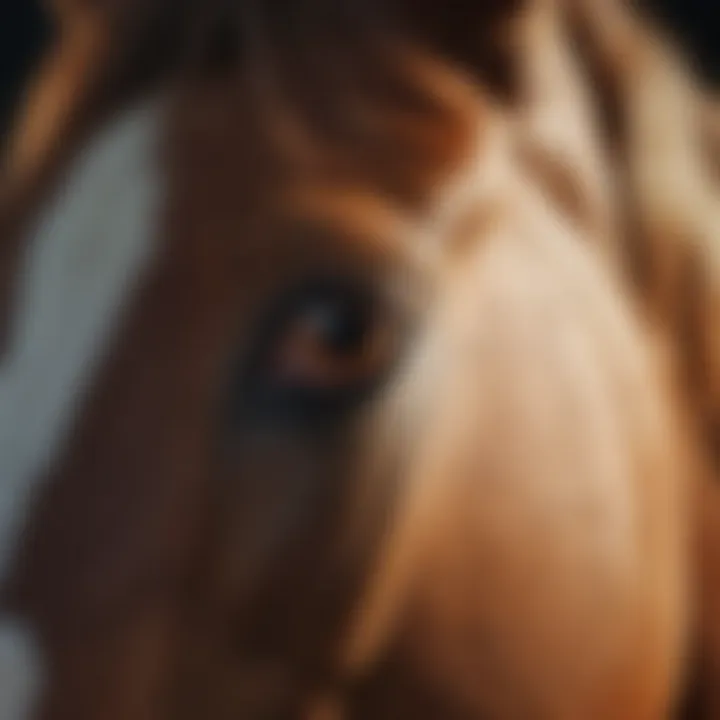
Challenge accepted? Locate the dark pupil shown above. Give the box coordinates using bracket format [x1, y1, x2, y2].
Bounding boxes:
[303, 298, 369, 356]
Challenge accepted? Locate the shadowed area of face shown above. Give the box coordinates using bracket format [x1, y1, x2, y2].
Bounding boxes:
[0, 50, 481, 718]
[0, 1, 707, 719]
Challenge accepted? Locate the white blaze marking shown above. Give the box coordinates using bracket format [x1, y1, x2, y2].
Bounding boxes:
[0, 99, 166, 718]
[0, 621, 42, 719]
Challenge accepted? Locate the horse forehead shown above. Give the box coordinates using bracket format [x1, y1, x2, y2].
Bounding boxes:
[0, 97, 167, 716]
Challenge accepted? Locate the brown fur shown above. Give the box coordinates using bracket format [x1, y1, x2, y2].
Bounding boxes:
[1, 1, 719, 718]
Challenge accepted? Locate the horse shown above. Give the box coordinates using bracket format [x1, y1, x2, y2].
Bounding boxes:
[0, 0, 718, 717]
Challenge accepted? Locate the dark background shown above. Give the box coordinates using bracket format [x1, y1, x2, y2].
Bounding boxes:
[1, 1, 718, 139]
[2, 3, 51, 139]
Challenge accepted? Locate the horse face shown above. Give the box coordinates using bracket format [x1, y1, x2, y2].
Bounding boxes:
[0, 3, 698, 719]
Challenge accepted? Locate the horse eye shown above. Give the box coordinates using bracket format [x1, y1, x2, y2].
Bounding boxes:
[229, 280, 406, 427]
[231, 279, 403, 426]
[267, 290, 388, 391]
